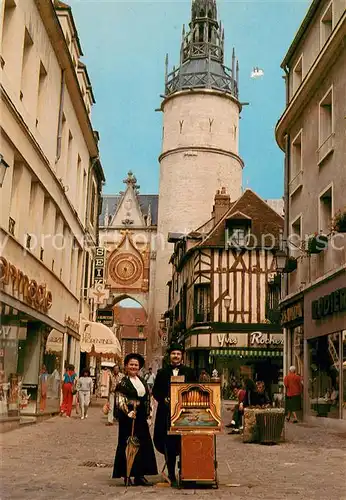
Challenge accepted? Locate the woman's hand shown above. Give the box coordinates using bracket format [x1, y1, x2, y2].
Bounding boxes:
[128, 410, 136, 419]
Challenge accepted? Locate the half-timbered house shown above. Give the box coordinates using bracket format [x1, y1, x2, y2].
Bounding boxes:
[167, 188, 285, 397]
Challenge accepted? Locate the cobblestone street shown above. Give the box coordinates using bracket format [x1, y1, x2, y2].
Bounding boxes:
[1, 402, 346, 500]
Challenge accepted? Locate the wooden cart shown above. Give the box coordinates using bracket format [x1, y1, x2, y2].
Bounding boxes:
[169, 381, 221, 488]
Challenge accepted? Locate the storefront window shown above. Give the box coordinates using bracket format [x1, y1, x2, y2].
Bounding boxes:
[39, 330, 63, 414]
[308, 332, 340, 419]
[291, 326, 304, 377]
[343, 331, 346, 420]
[0, 331, 20, 418]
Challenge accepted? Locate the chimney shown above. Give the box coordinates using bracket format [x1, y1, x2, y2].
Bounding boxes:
[213, 187, 231, 224]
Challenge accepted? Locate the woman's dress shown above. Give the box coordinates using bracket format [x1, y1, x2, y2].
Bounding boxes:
[112, 376, 158, 479]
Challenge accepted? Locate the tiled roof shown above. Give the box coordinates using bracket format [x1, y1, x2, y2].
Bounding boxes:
[114, 306, 148, 339]
[199, 189, 284, 248]
[99, 194, 158, 227]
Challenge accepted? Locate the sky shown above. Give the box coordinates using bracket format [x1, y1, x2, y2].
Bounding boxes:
[70, 0, 310, 199]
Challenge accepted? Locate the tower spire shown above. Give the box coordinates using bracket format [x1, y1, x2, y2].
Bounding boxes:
[163, 0, 239, 100]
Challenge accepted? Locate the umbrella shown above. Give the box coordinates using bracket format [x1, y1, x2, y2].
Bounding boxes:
[125, 401, 140, 487]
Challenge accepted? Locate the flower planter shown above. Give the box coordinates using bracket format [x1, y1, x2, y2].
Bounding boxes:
[331, 210, 346, 233]
[307, 234, 328, 254]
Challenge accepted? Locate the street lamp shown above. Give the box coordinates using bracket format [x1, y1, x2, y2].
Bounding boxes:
[0, 154, 10, 187]
[275, 249, 287, 273]
[224, 295, 232, 310]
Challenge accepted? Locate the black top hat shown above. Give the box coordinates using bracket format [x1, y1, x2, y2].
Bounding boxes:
[124, 353, 145, 369]
[167, 342, 185, 354]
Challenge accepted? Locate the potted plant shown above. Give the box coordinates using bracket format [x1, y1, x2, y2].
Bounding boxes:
[331, 208, 346, 233]
[306, 233, 328, 254]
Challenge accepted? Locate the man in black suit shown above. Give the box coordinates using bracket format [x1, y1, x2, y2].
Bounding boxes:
[152, 343, 195, 485]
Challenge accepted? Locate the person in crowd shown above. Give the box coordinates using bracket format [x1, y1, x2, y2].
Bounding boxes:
[152, 343, 196, 486]
[39, 365, 48, 413]
[144, 367, 156, 393]
[226, 384, 246, 433]
[255, 380, 271, 406]
[199, 369, 211, 383]
[60, 364, 77, 417]
[241, 379, 257, 408]
[112, 353, 157, 486]
[76, 368, 93, 420]
[284, 365, 302, 423]
[107, 365, 124, 426]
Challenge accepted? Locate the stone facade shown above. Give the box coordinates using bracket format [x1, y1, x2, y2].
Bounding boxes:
[98, 172, 158, 361]
[276, 0, 346, 425]
[0, 0, 103, 424]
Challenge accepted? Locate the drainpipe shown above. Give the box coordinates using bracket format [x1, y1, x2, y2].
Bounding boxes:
[55, 69, 65, 162]
[283, 133, 290, 299]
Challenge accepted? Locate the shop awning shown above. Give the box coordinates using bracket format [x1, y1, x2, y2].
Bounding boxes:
[80, 320, 121, 356]
[45, 329, 63, 354]
[210, 349, 283, 358]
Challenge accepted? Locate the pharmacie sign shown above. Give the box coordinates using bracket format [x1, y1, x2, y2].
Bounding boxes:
[0, 257, 53, 312]
[312, 287, 346, 319]
[250, 331, 283, 347]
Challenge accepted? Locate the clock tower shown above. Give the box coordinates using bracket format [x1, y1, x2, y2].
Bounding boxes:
[153, 0, 244, 356]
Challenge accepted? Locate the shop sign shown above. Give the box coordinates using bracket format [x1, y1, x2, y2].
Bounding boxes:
[0, 257, 53, 312]
[250, 331, 283, 346]
[94, 247, 106, 285]
[281, 301, 303, 324]
[312, 287, 346, 320]
[64, 315, 79, 333]
[96, 309, 114, 327]
[217, 333, 238, 347]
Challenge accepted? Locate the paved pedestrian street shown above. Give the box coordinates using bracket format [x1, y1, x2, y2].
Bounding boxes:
[2, 403, 346, 500]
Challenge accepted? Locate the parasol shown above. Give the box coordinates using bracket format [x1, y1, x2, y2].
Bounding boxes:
[125, 401, 140, 487]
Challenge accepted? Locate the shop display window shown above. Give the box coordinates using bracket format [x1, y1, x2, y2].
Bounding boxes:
[0, 337, 20, 418]
[343, 331, 346, 420]
[308, 332, 341, 419]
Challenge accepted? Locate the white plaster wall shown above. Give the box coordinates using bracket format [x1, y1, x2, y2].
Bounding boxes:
[154, 90, 243, 342]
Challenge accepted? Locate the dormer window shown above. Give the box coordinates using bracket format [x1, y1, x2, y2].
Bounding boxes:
[228, 227, 249, 247]
[225, 211, 252, 249]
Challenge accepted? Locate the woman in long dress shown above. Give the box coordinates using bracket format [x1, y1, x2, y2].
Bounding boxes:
[112, 353, 157, 486]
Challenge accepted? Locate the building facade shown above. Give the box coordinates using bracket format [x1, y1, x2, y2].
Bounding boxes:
[276, 0, 346, 423]
[167, 188, 285, 399]
[153, 0, 244, 361]
[0, 0, 104, 428]
[98, 172, 158, 361]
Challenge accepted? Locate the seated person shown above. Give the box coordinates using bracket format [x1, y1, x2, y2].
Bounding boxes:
[255, 381, 271, 407]
[226, 385, 246, 433]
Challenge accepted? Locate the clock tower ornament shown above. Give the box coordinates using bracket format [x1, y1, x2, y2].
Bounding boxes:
[109, 252, 143, 286]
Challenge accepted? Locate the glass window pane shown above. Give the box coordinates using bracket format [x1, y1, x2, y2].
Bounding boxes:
[308, 332, 340, 419]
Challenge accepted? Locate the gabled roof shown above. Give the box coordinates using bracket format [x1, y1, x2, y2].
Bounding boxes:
[198, 189, 284, 248]
[226, 210, 252, 221]
[100, 194, 158, 227]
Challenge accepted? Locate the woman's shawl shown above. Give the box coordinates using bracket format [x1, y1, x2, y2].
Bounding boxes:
[115, 376, 151, 417]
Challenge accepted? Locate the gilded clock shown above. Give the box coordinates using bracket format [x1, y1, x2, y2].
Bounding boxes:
[109, 253, 143, 286]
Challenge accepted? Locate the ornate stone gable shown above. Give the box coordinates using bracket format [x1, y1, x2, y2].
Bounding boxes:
[109, 171, 146, 227]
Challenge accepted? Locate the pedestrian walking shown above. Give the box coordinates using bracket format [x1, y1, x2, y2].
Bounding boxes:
[284, 366, 302, 423]
[107, 365, 124, 426]
[144, 367, 156, 393]
[112, 353, 157, 486]
[76, 368, 93, 420]
[60, 364, 77, 417]
[152, 343, 196, 486]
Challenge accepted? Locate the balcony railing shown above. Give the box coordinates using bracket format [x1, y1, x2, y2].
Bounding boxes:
[317, 133, 335, 165]
[194, 309, 211, 323]
[289, 170, 303, 196]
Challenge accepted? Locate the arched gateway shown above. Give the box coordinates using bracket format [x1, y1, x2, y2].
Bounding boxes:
[98, 172, 158, 362]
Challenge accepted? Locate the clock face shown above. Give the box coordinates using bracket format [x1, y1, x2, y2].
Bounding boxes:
[108, 253, 143, 286]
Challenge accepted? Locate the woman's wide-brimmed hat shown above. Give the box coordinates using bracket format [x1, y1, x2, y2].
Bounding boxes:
[167, 342, 185, 354]
[124, 353, 145, 369]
